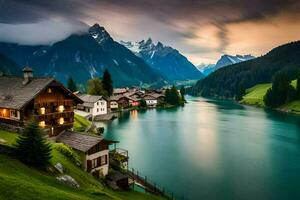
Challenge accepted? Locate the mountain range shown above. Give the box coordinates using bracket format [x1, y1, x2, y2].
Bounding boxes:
[198, 54, 255, 76]
[0, 24, 166, 87]
[120, 39, 204, 81]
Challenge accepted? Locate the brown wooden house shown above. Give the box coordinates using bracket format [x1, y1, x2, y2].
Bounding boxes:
[56, 131, 110, 177]
[0, 67, 83, 137]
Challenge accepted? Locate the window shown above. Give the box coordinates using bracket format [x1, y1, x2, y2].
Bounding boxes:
[97, 108, 99, 112]
[91, 158, 98, 168]
[101, 102, 104, 105]
[97, 102, 99, 106]
[100, 155, 107, 166]
[58, 105, 64, 113]
[39, 121, 46, 128]
[40, 107, 45, 115]
[10, 110, 18, 118]
[59, 117, 64, 125]
[47, 88, 52, 93]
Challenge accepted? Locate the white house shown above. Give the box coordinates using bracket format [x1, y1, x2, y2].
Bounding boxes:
[77, 94, 108, 116]
[143, 95, 158, 107]
[56, 131, 110, 177]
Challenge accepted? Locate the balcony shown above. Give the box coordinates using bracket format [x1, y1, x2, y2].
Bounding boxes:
[34, 99, 74, 109]
[33, 111, 74, 122]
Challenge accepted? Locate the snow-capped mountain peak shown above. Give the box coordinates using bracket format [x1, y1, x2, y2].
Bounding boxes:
[89, 24, 113, 44]
[120, 38, 204, 81]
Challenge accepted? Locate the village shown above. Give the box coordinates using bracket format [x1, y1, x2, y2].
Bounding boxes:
[0, 67, 183, 199]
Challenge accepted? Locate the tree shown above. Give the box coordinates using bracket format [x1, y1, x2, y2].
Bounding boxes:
[14, 121, 52, 169]
[263, 72, 291, 107]
[165, 86, 182, 106]
[297, 71, 300, 98]
[102, 69, 113, 96]
[180, 86, 186, 102]
[87, 78, 107, 96]
[139, 99, 147, 108]
[67, 76, 77, 92]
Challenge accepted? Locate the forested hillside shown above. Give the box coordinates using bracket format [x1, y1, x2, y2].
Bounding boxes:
[190, 41, 300, 99]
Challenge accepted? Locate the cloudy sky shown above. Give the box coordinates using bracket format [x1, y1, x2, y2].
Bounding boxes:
[0, 0, 300, 64]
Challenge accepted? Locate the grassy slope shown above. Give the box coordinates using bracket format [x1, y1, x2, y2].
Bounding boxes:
[0, 131, 164, 200]
[241, 80, 300, 113]
[73, 114, 92, 132]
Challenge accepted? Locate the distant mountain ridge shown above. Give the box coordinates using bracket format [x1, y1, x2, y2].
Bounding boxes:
[120, 38, 204, 81]
[198, 54, 255, 76]
[0, 24, 164, 87]
[190, 41, 300, 98]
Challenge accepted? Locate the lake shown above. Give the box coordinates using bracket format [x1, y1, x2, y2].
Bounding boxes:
[97, 96, 300, 200]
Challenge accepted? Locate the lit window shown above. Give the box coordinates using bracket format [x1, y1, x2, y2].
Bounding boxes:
[58, 105, 64, 113]
[39, 121, 46, 128]
[47, 88, 52, 93]
[59, 117, 64, 125]
[40, 107, 45, 115]
[3, 109, 6, 115]
[92, 158, 98, 168]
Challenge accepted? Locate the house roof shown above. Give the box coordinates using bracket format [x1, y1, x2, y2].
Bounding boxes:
[113, 88, 127, 94]
[109, 95, 131, 101]
[0, 76, 83, 110]
[56, 131, 104, 153]
[77, 94, 106, 107]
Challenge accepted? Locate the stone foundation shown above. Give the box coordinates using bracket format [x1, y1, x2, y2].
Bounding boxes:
[0, 122, 24, 134]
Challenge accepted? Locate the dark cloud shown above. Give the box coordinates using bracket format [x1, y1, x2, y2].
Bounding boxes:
[0, 0, 299, 62]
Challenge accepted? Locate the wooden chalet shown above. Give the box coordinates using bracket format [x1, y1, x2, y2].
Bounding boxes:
[0, 67, 83, 137]
[56, 131, 111, 177]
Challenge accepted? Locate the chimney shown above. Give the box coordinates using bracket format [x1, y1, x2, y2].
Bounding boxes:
[22, 67, 34, 85]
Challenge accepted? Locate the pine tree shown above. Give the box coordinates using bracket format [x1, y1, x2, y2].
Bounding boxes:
[102, 69, 113, 96]
[14, 121, 52, 169]
[67, 76, 77, 92]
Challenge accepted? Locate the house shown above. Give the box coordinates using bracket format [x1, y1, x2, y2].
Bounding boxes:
[142, 93, 165, 107]
[143, 95, 158, 107]
[77, 94, 108, 117]
[56, 131, 111, 177]
[108, 96, 119, 112]
[113, 88, 128, 96]
[109, 95, 131, 110]
[0, 67, 83, 137]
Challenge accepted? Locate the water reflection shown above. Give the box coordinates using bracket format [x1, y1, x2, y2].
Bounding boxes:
[100, 96, 300, 200]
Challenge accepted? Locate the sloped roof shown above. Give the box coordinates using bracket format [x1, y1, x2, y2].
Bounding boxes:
[0, 76, 83, 110]
[113, 88, 127, 94]
[56, 131, 104, 152]
[78, 94, 105, 103]
[0, 76, 54, 109]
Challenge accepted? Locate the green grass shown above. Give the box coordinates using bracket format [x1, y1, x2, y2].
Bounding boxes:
[73, 114, 92, 132]
[0, 130, 19, 145]
[241, 80, 300, 114]
[0, 130, 165, 200]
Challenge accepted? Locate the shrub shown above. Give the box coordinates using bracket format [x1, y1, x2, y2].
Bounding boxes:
[54, 143, 81, 166]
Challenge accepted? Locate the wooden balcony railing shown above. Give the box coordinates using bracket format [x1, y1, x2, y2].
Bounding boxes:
[34, 99, 74, 109]
[33, 111, 74, 121]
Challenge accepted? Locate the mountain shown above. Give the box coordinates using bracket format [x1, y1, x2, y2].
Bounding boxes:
[0, 24, 164, 87]
[197, 55, 255, 76]
[190, 41, 300, 98]
[120, 38, 204, 81]
[197, 64, 216, 76]
[0, 54, 21, 75]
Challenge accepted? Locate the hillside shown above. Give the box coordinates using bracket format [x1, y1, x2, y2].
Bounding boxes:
[190, 41, 300, 98]
[241, 80, 300, 114]
[120, 39, 203, 81]
[0, 54, 21, 75]
[0, 24, 164, 87]
[0, 130, 165, 200]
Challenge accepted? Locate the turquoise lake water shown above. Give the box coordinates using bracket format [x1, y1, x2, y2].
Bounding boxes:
[99, 96, 300, 200]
